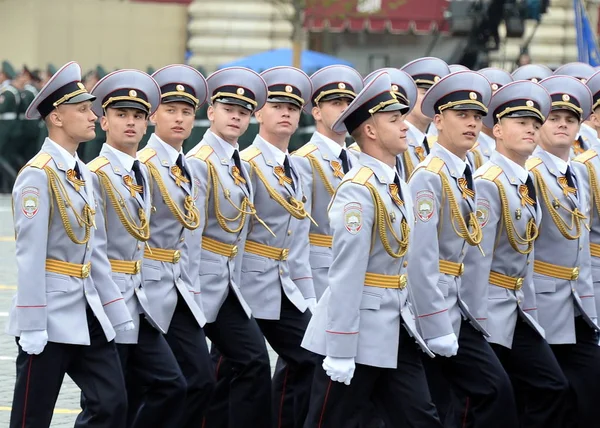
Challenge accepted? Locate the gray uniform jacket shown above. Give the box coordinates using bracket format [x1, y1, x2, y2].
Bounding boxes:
[239, 135, 315, 320]
[461, 152, 544, 348]
[527, 147, 598, 344]
[407, 145, 488, 341]
[292, 132, 357, 300]
[466, 132, 495, 171]
[7, 138, 132, 345]
[302, 153, 432, 369]
[186, 130, 253, 324]
[89, 144, 162, 344]
[137, 134, 206, 333]
[399, 121, 428, 181]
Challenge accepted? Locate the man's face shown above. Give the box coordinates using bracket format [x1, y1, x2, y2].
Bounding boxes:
[55, 101, 97, 143]
[410, 86, 431, 124]
[538, 110, 580, 150]
[434, 109, 483, 154]
[312, 97, 352, 134]
[373, 110, 409, 156]
[256, 102, 301, 138]
[151, 102, 195, 145]
[208, 102, 252, 143]
[101, 107, 148, 151]
[493, 116, 541, 159]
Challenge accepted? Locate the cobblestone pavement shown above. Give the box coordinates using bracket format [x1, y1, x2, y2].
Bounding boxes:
[0, 194, 281, 427]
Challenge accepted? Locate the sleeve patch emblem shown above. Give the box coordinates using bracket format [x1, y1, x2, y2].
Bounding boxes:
[344, 202, 362, 234]
[193, 178, 201, 201]
[415, 190, 435, 222]
[21, 187, 40, 219]
[476, 198, 490, 227]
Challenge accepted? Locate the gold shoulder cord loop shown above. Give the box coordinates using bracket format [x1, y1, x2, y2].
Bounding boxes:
[403, 151, 415, 179]
[470, 149, 484, 170]
[306, 154, 336, 196]
[145, 162, 200, 230]
[532, 169, 586, 240]
[584, 161, 600, 228]
[248, 160, 318, 226]
[93, 170, 150, 241]
[494, 179, 538, 254]
[43, 166, 94, 244]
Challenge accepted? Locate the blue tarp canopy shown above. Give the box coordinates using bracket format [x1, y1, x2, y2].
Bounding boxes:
[217, 48, 353, 74]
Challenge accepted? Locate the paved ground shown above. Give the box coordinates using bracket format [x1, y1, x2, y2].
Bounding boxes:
[0, 194, 280, 427]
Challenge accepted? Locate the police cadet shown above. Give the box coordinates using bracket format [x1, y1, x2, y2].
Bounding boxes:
[461, 80, 570, 427]
[237, 66, 317, 426]
[553, 62, 598, 158]
[511, 64, 553, 83]
[185, 67, 273, 428]
[88, 69, 187, 427]
[7, 61, 130, 428]
[407, 70, 518, 427]
[302, 71, 442, 428]
[292, 64, 364, 300]
[528, 74, 600, 428]
[398, 57, 451, 180]
[137, 65, 214, 426]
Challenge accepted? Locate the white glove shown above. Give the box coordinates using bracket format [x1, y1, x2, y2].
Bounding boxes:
[305, 297, 317, 313]
[114, 321, 135, 332]
[323, 356, 355, 385]
[19, 330, 48, 355]
[426, 333, 459, 358]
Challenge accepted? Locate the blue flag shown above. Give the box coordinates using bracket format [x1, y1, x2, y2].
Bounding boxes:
[574, 0, 600, 66]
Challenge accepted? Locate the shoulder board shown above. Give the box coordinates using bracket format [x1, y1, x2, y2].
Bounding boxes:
[87, 156, 110, 173]
[292, 143, 318, 158]
[425, 157, 445, 174]
[480, 165, 503, 181]
[427, 135, 438, 145]
[351, 167, 374, 185]
[192, 145, 214, 162]
[573, 149, 598, 164]
[28, 152, 52, 169]
[525, 157, 542, 171]
[137, 148, 157, 164]
[469, 141, 480, 151]
[348, 144, 361, 153]
[240, 146, 262, 162]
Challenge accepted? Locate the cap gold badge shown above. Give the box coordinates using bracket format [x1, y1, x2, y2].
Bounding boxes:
[237, 87, 245, 95]
[176, 84, 185, 92]
[434, 76, 441, 83]
[77, 82, 85, 90]
[491, 83, 499, 91]
[526, 100, 534, 107]
[129, 90, 137, 97]
[285, 85, 293, 93]
[469, 92, 477, 100]
[531, 78, 539, 83]
[562, 94, 570, 102]
[391, 84, 399, 92]
[338, 82, 346, 89]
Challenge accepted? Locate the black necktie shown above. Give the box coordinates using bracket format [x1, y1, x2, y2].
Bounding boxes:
[464, 164, 474, 191]
[525, 175, 537, 209]
[74, 162, 82, 180]
[132, 160, 144, 199]
[423, 136, 431, 155]
[578, 135, 586, 151]
[176, 154, 189, 180]
[565, 165, 577, 193]
[283, 157, 295, 191]
[339, 148, 350, 174]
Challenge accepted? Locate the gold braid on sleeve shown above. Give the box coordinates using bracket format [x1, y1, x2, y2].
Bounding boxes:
[494, 179, 538, 254]
[439, 172, 482, 246]
[93, 170, 150, 241]
[43, 167, 95, 244]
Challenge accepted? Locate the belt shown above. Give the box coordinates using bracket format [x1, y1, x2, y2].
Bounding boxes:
[439, 260, 464, 276]
[109, 259, 142, 274]
[144, 247, 181, 264]
[309, 233, 333, 248]
[244, 240, 289, 261]
[489, 271, 523, 291]
[46, 259, 91, 278]
[364, 272, 408, 289]
[534, 260, 579, 281]
[590, 243, 600, 258]
[202, 236, 238, 259]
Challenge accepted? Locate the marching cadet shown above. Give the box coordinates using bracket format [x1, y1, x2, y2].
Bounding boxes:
[7, 61, 130, 428]
[398, 57, 451, 180]
[292, 64, 364, 300]
[237, 66, 317, 427]
[407, 70, 518, 427]
[0, 60, 20, 172]
[511, 64, 552, 82]
[461, 80, 570, 427]
[88, 69, 186, 427]
[185, 67, 273, 428]
[467, 68, 513, 169]
[137, 65, 214, 426]
[426, 65, 469, 141]
[302, 71, 442, 428]
[553, 62, 598, 158]
[529, 74, 600, 428]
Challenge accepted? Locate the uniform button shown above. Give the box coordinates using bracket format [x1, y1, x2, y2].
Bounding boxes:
[86, 245, 90, 250]
[517, 299, 521, 304]
[279, 269, 284, 275]
[579, 246, 583, 250]
[460, 251, 464, 256]
[137, 244, 141, 250]
[527, 260, 530, 265]
[572, 288, 576, 292]
[287, 230, 292, 236]
[403, 261, 408, 268]
[180, 237, 185, 243]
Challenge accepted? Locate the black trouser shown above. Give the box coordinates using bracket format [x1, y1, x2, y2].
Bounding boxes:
[490, 317, 569, 428]
[422, 321, 518, 428]
[550, 316, 600, 428]
[11, 308, 127, 428]
[163, 292, 215, 427]
[116, 317, 187, 428]
[304, 326, 443, 428]
[202, 292, 272, 428]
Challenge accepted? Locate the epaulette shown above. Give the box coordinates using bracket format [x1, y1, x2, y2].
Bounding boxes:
[137, 148, 157, 164]
[87, 156, 110, 172]
[427, 135, 438, 145]
[525, 157, 542, 171]
[192, 145, 214, 162]
[469, 141, 480, 151]
[240, 146, 262, 162]
[28, 152, 52, 169]
[348, 143, 361, 153]
[573, 149, 598, 164]
[292, 143, 317, 158]
[480, 165, 503, 181]
[425, 157, 445, 174]
[351, 167, 374, 185]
